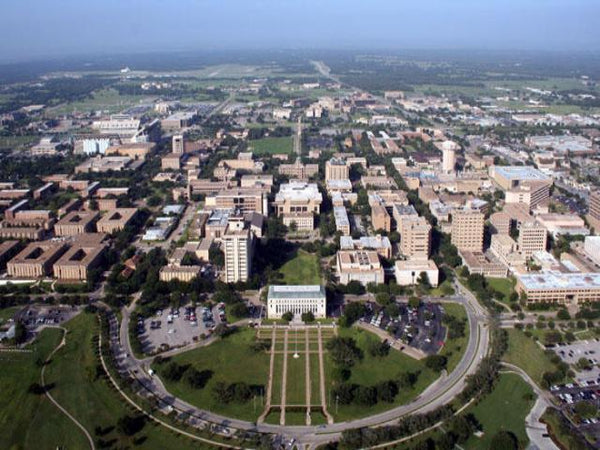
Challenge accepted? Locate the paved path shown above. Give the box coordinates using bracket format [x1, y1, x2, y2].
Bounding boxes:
[258, 326, 277, 423]
[280, 328, 289, 425]
[41, 327, 95, 450]
[501, 363, 560, 450]
[317, 326, 334, 424]
[305, 327, 311, 425]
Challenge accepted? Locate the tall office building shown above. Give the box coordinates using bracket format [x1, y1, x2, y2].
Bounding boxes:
[223, 229, 253, 283]
[400, 216, 432, 260]
[172, 135, 184, 154]
[442, 147, 456, 173]
[325, 157, 349, 181]
[590, 191, 600, 222]
[518, 221, 548, 256]
[451, 208, 485, 252]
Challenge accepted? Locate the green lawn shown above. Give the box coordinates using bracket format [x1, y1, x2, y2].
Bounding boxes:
[439, 303, 469, 373]
[278, 250, 321, 285]
[487, 277, 516, 303]
[249, 136, 294, 155]
[45, 312, 207, 450]
[464, 373, 534, 449]
[503, 328, 556, 385]
[0, 327, 90, 450]
[328, 327, 439, 422]
[0, 305, 21, 323]
[153, 327, 270, 421]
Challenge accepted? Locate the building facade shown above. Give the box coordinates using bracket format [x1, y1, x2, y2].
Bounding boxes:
[267, 285, 326, 319]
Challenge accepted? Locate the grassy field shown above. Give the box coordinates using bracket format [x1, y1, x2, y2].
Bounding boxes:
[278, 250, 321, 285]
[45, 312, 207, 450]
[0, 305, 21, 323]
[439, 303, 468, 373]
[249, 136, 294, 155]
[46, 88, 150, 116]
[0, 327, 90, 450]
[327, 327, 438, 422]
[503, 328, 556, 385]
[464, 373, 534, 449]
[487, 277, 516, 303]
[153, 327, 270, 421]
[0, 134, 40, 151]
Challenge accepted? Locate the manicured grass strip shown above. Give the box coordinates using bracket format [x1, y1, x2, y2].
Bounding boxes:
[439, 302, 469, 373]
[278, 250, 321, 285]
[503, 328, 556, 385]
[464, 373, 534, 449]
[250, 137, 294, 155]
[153, 327, 270, 422]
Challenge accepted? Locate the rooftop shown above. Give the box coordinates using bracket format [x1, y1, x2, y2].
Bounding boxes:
[519, 272, 600, 290]
[268, 285, 326, 299]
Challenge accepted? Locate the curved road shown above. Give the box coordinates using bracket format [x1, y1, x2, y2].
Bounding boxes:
[112, 284, 490, 447]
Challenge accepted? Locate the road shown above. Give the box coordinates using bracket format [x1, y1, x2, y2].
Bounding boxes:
[109, 285, 490, 447]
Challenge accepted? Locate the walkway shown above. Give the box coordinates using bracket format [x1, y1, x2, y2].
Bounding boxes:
[305, 327, 311, 425]
[500, 362, 559, 450]
[317, 326, 333, 424]
[280, 328, 289, 425]
[258, 326, 277, 423]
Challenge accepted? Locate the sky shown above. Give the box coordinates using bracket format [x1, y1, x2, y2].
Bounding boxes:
[0, 0, 599, 61]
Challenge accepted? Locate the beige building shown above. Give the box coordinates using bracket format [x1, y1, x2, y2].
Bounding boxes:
[161, 153, 181, 170]
[371, 202, 391, 233]
[395, 259, 439, 287]
[516, 273, 600, 305]
[278, 158, 319, 179]
[336, 250, 384, 285]
[53, 238, 107, 281]
[400, 217, 431, 260]
[273, 182, 322, 231]
[206, 188, 268, 215]
[159, 265, 201, 282]
[172, 135, 184, 154]
[518, 221, 548, 256]
[460, 250, 508, 277]
[333, 206, 351, 235]
[588, 191, 600, 231]
[267, 285, 326, 319]
[96, 208, 138, 234]
[505, 180, 551, 209]
[223, 229, 253, 283]
[7, 242, 68, 278]
[54, 211, 99, 236]
[0, 240, 20, 270]
[325, 157, 349, 181]
[105, 142, 154, 159]
[490, 212, 511, 235]
[451, 208, 485, 252]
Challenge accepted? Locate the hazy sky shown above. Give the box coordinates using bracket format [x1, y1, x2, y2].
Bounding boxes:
[1, 0, 599, 60]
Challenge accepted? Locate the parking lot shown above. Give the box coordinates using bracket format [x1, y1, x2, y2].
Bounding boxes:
[360, 301, 445, 355]
[551, 382, 600, 445]
[17, 304, 79, 331]
[554, 340, 600, 384]
[138, 303, 225, 354]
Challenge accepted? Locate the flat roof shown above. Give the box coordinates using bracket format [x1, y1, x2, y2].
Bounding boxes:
[519, 272, 600, 290]
[268, 285, 325, 299]
[493, 166, 550, 181]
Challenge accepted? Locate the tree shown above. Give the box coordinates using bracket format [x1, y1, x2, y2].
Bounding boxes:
[417, 272, 431, 288]
[117, 415, 146, 436]
[301, 311, 315, 323]
[375, 292, 391, 305]
[355, 386, 377, 406]
[327, 336, 363, 368]
[408, 296, 421, 309]
[424, 354, 447, 372]
[489, 431, 518, 450]
[574, 400, 597, 419]
[14, 321, 27, 344]
[183, 367, 213, 389]
[340, 302, 365, 327]
[229, 302, 249, 319]
[282, 311, 293, 322]
[288, 221, 298, 233]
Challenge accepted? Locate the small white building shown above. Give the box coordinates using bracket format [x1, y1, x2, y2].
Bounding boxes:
[267, 285, 326, 319]
[394, 259, 439, 287]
